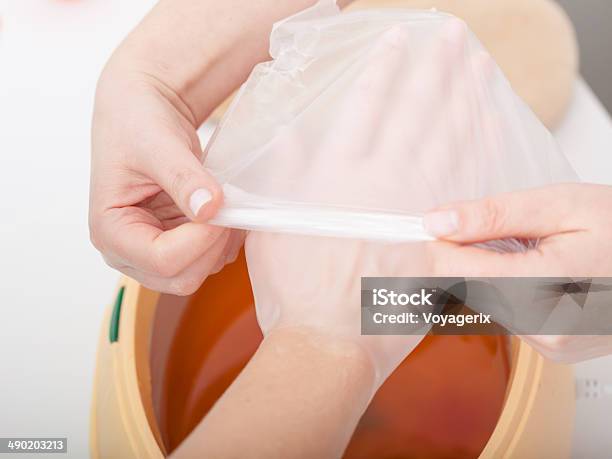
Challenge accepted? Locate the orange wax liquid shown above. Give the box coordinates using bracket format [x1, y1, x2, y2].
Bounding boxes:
[156, 252, 510, 458]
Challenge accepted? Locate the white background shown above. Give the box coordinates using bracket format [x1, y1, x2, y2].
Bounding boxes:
[0, 1, 612, 458]
[0, 1, 155, 456]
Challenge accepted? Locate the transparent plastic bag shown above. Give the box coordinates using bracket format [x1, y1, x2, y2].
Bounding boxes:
[205, 0, 578, 245]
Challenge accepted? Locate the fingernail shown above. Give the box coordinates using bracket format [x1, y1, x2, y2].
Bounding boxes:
[189, 188, 212, 217]
[423, 210, 459, 237]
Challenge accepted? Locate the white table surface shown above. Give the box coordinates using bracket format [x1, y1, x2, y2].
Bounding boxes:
[0, 1, 611, 458]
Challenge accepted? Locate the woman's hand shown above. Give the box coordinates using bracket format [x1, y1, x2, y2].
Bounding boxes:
[90, 66, 240, 295]
[89, 0, 341, 294]
[423, 182, 612, 362]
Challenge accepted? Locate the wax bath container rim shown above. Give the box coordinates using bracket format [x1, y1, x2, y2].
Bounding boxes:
[90, 277, 576, 459]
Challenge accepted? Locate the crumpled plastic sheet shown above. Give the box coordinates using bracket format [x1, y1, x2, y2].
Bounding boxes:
[205, 0, 578, 250]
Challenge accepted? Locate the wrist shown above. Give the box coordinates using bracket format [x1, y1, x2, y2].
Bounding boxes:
[263, 326, 378, 396]
[101, 0, 353, 126]
[99, 0, 261, 125]
[177, 325, 377, 458]
[96, 54, 198, 129]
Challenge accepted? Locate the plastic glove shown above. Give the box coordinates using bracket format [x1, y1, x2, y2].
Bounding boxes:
[205, 5, 576, 243]
[244, 19, 490, 391]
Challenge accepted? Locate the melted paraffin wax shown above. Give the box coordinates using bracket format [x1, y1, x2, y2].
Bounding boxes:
[156, 252, 510, 458]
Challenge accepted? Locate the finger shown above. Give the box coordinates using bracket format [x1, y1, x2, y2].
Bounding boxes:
[426, 240, 550, 277]
[470, 49, 500, 145]
[95, 206, 227, 277]
[411, 44, 475, 204]
[519, 335, 612, 364]
[167, 228, 229, 293]
[453, 49, 502, 195]
[167, 230, 232, 294]
[423, 183, 593, 243]
[321, 26, 407, 158]
[140, 191, 185, 222]
[161, 216, 190, 230]
[107, 228, 230, 295]
[142, 135, 223, 222]
[379, 17, 468, 154]
[262, 124, 309, 197]
[224, 229, 247, 265]
[397, 47, 497, 210]
[208, 230, 244, 275]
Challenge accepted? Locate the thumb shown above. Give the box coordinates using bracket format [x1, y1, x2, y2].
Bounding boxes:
[147, 144, 224, 222]
[423, 184, 587, 243]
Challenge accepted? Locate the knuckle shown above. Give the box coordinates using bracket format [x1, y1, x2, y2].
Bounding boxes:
[209, 259, 225, 276]
[151, 247, 181, 278]
[89, 227, 104, 252]
[88, 214, 104, 252]
[478, 198, 507, 235]
[139, 277, 173, 295]
[170, 169, 195, 202]
[101, 255, 121, 271]
[158, 264, 179, 279]
[168, 276, 202, 296]
[535, 336, 572, 360]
